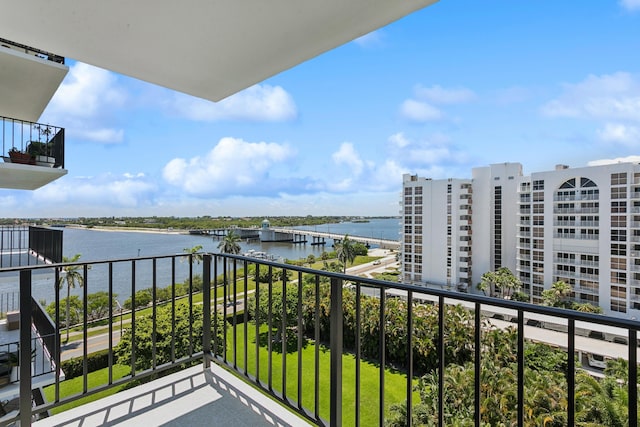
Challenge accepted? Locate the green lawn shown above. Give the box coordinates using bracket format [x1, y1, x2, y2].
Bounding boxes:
[43, 364, 130, 415]
[225, 321, 417, 426]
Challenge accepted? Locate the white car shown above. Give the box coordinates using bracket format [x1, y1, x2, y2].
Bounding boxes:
[373, 260, 381, 265]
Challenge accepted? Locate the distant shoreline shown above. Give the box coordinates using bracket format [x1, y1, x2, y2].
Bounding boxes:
[65, 225, 188, 235]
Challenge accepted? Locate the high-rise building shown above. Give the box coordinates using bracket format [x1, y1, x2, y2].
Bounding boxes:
[402, 161, 640, 319]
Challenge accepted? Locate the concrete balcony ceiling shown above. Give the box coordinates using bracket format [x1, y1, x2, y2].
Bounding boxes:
[0, 0, 439, 102]
[0, 46, 68, 122]
[0, 162, 67, 190]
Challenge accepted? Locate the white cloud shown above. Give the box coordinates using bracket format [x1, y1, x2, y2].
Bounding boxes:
[597, 123, 640, 145]
[541, 72, 640, 121]
[33, 173, 156, 208]
[76, 128, 125, 144]
[620, 0, 640, 11]
[414, 85, 476, 104]
[399, 84, 475, 123]
[162, 137, 296, 196]
[388, 132, 411, 148]
[44, 62, 127, 144]
[332, 143, 364, 175]
[400, 99, 443, 122]
[588, 155, 640, 166]
[171, 84, 297, 122]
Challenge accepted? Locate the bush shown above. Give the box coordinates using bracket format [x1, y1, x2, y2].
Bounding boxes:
[61, 349, 114, 379]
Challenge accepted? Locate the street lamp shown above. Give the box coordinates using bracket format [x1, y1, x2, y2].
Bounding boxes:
[115, 299, 123, 336]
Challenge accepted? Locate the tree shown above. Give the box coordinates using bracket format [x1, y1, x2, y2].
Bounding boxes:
[182, 244, 203, 264]
[495, 267, 522, 299]
[479, 271, 497, 296]
[542, 280, 573, 308]
[57, 254, 86, 341]
[87, 291, 118, 321]
[305, 254, 316, 266]
[217, 231, 241, 302]
[115, 303, 225, 371]
[335, 234, 356, 273]
[46, 296, 82, 329]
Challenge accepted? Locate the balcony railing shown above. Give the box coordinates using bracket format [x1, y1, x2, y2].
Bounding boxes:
[2, 254, 639, 426]
[0, 38, 65, 64]
[1, 116, 65, 169]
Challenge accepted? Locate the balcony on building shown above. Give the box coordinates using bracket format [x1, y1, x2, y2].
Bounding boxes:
[0, 116, 67, 190]
[0, 226, 64, 414]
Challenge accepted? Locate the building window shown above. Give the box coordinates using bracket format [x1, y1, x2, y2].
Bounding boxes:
[611, 271, 627, 284]
[404, 187, 412, 195]
[611, 172, 627, 186]
[404, 216, 412, 224]
[415, 206, 422, 215]
[611, 300, 627, 313]
[404, 225, 412, 234]
[415, 186, 423, 195]
[611, 257, 627, 270]
[611, 243, 627, 256]
[533, 180, 544, 191]
[611, 201, 627, 213]
[405, 206, 412, 215]
[415, 226, 423, 234]
[415, 196, 423, 205]
[611, 187, 627, 199]
[611, 229, 627, 242]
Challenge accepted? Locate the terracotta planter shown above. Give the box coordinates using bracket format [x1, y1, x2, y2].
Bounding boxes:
[8, 151, 35, 165]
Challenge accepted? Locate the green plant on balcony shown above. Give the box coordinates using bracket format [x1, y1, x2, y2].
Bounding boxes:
[26, 140, 55, 166]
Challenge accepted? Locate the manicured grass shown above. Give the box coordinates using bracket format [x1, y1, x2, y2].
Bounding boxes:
[225, 321, 417, 426]
[43, 364, 130, 415]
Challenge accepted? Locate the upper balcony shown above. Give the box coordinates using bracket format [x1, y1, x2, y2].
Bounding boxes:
[0, 116, 67, 190]
[0, 38, 68, 123]
[0, 253, 638, 426]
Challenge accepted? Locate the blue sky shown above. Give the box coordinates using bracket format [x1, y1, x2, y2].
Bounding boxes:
[3, 0, 640, 218]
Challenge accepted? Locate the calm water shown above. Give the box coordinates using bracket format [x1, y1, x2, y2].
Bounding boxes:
[1, 218, 399, 306]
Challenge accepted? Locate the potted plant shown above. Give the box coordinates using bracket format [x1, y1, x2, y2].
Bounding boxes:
[26, 141, 55, 167]
[8, 147, 35, 165]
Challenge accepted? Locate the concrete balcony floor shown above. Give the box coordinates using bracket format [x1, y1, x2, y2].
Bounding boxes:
[34, 363, 314, 427]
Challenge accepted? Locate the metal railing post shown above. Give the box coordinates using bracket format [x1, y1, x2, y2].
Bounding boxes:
[330, 277, 343, 426]
[203, 254, 212, 368]
[19, 270, 32, 426]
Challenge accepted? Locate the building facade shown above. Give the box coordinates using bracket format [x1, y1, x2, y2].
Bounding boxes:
[402, 161, 640, 319]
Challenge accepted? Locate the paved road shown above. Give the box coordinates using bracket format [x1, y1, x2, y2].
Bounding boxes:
[61, 330, 123, 361]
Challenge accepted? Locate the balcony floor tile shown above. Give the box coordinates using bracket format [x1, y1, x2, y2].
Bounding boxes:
[34, 363, 314, 427]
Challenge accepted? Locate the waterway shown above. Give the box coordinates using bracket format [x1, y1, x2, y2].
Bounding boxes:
[1, 218, 400, 307]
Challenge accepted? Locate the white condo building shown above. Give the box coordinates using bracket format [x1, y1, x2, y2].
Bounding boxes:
[402, 161, 640, 319]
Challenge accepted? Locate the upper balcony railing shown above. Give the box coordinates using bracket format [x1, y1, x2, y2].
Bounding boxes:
[0, 38, 64, 65]
[1, 116, 65, 169]
[2, 254, 639, 426]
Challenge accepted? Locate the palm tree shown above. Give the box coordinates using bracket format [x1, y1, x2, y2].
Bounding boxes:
[479, 271, 497, 297]
[182, 245, 203, 264]
[57, 254, 85, 341]
[335, 234, 356, 273]
[542, 280, 573, 308]
[217, 231, 241, 302]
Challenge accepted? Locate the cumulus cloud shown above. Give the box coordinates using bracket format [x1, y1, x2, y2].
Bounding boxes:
[588, 155, 640, 166]
[162, 137, 297, 196]
[44, 63, 127, 144]
[170, 84, 297, 122]
[400, 99, 443, 122]
[399, 84, 475, 123]
[33, 173, 156, 208]
[620, 0, 640, 11]
[541, 72, 640, 121]
[388, 132, 411, 148]
[597, 123, 640, 145]
[414, 85, 476, 104]
[332, 143, 364, 175]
